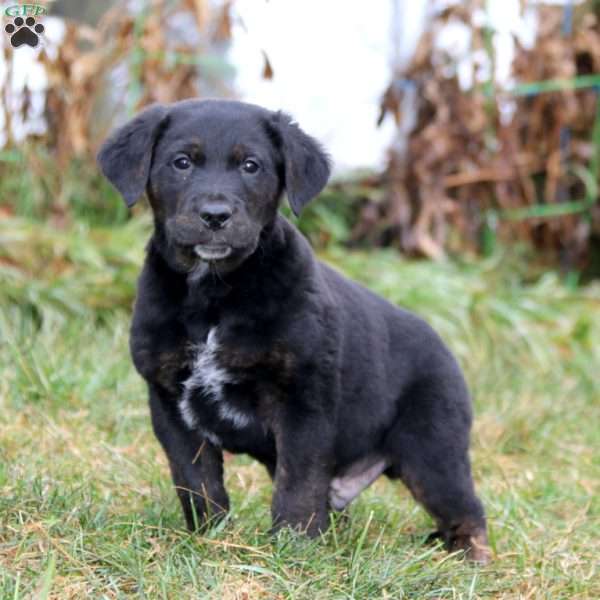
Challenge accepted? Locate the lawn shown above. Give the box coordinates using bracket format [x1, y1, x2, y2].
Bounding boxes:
[0, 215, 599, 599]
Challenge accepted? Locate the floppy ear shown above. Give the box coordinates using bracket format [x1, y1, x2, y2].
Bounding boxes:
[97, 104, 169, 207]
[269, 112, 331, 216]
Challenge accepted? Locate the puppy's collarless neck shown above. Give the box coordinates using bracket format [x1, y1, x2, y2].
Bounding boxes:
[182, 216, 307, 301]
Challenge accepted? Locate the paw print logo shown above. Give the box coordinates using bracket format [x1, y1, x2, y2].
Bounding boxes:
[5, 16, 45, 48]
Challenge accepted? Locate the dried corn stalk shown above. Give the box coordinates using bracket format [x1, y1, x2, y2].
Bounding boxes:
[2, 0, 236, 166]
[371, 0, 600, 269]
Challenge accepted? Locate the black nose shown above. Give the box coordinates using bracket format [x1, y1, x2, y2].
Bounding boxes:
[199, 204, 232, 230]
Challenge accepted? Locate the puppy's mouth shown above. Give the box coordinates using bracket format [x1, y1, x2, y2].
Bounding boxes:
[193, 244, 232, 261]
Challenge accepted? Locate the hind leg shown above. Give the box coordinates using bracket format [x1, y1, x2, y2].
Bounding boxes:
[385, 386, 490, 562]
[397, 440, 489, 562]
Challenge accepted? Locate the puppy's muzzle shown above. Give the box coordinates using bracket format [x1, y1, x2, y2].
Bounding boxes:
[166, 216, 209, 247]
[199, 202, 232, 231]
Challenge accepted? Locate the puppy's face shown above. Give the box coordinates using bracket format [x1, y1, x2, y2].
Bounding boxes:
[97, 100, 330, 275]
[150, 102, 282, 272]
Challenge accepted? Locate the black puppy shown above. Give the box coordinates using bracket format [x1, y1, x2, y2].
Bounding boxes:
[97, 99, 489, 561]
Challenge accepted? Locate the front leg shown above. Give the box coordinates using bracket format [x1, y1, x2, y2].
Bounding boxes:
[271, 408, 334, 537]
[149, 384, 229, 531]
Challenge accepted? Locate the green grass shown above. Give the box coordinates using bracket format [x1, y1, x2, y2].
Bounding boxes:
[1, 216, 599, 598]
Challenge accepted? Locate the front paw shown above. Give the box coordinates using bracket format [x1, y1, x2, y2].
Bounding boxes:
[271, 510, 329, 538]
[178, 490, 230, 532]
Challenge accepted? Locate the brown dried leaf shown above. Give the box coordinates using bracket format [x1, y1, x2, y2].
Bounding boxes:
[261, 50, 274, 80]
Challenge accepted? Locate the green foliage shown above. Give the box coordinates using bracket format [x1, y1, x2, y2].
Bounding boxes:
[0, 215, 150, 319]
[0, 147, 129, 225]
[286, 188, 361, 248]
[0, 216, 599, 598]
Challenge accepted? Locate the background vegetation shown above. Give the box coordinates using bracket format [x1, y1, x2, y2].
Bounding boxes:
[1, 213, 599, 598]
[1, 0, 599, 598]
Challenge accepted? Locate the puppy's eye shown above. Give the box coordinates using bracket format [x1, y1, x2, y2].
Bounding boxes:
[173, 156, 191, 170]
[242, 159, 260, 174]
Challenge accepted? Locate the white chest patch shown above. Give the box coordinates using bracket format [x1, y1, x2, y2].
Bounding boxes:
[179, 328, 252, 435]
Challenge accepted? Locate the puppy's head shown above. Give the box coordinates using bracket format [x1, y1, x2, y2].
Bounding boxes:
[97, 99, 330, 274]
